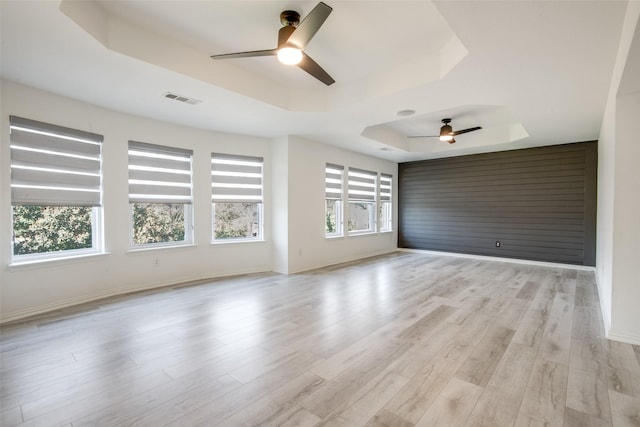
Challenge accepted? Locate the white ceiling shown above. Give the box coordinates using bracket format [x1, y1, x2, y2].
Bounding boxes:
[0, 0, 627, 162]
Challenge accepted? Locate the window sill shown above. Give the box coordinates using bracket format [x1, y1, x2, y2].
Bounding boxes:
[127, 243, 197, 255]
[325, 234, 345, 240]
[9, 251, 110, 270]
[348, 231, 378, 237]
[211, 238, 265, 245]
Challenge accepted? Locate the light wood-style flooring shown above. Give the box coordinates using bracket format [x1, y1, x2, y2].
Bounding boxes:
[1, 252, 639, 426]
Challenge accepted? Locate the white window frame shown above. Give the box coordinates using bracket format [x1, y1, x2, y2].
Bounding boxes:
[128, 141, 194, 248]
[379, 173, 393, 232]
[11, 207, 102, 263]
[347, 168, 377, 235]
[128, 203, 194, 248]
[348, 201, 377, 234]
[9, 116, 104, 262]
[325, 163, 344, 237]
[211, 153, 264, 243]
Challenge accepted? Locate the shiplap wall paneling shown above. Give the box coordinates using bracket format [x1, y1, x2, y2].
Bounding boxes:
[398, 142, 597, 266]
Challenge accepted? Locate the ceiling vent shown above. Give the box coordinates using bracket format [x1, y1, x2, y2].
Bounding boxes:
[163, 92, 202, 105]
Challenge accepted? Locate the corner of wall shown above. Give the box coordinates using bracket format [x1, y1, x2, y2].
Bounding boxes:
[595, 1, 640, 345]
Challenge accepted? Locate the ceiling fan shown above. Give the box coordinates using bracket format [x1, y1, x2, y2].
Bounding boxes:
[210, 2, 335, 86]
[408, 118, 482, 144]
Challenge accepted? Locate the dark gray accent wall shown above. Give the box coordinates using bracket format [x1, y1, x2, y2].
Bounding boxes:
[398, 142, 597, 266]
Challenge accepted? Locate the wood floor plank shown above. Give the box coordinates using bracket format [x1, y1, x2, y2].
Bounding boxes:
[512, 285, 556, 348]
[311, 300, 447, 381]
[0, 252, 635, 427]
[514, 359, 569, 427]
[602, 340, 640, 398]
[464, 341, 538, 427]
[365, 409, 414, 427]
[176, 351, 321, 426]
[538, 292, 574, 365]
[575, 273, 599, 308]
[83, 374, 240, 427]
[564, 407, 612, 427]
[464, 384, 525, 427]
[266, 405, 322, 427]
[313, 369, 409, 427]
[566, 364, 612, 423]
[487, 342, 538, 390]
[414, 377, 483, 427]
[216, 372, 325, 427]
[301, 339, 411, 420]
[384, 339, 475, 424]
[0, 406, 22, 426]
[455, 325, 515, 387]
[20, 370, 174, 426]
[608, 390, 640, 427]
[385, 318, 464, 379]
[516, 279, 542, 301]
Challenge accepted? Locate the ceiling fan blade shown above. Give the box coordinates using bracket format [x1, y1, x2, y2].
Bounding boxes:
[211, 49, 277, 60]
[451, 126, 482, 136]
[298, 53, 335, 86]
[407, 135, 440, 138]
[287, 2, 332, 49]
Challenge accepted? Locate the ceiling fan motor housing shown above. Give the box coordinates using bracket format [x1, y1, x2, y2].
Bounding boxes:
[280, 10, 300, 27]
[440, 124, 453, 137]
[278, 11, 300, 48]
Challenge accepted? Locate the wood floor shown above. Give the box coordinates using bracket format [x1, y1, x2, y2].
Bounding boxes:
[1, 252, 639, 427]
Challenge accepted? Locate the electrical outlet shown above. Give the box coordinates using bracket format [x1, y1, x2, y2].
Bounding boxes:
[495, 241, 501, 247]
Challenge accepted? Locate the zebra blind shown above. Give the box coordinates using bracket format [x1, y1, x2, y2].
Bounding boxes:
[9, 116, 103, 206]
[325, 163, 344, 199]
[380, 173, 392, 201]
[128, 141, 193, 204]
[211, 153, 263, 203]
[348, 168, 377, 201]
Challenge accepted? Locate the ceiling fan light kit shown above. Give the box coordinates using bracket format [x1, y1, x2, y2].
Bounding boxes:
[277, 47, 303, 65]
[210, 2, 335, 85]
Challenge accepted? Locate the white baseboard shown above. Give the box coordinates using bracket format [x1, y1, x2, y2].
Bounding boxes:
[398, 248, 596, 271]
[606, 330, 640, 346]
[593, 270, 613, 343]
[0, 269, 269, 324]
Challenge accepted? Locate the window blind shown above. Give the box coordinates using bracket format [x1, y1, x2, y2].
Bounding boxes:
[348, 168, 377, 201]
[380, 173, 392, 201]
[9, 116, 103, 207]
[128, 141, 193, 204]
[211, 153, 263, 203]
[325, 163, 344, 199]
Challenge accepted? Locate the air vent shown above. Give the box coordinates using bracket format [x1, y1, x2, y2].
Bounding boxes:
[163, 92, 202, 105]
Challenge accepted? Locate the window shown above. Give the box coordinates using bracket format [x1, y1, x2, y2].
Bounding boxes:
[128, 141, 193, 247]
[379, 173, 393, 232]
[9, 116, 103, 260]
[211, 153, 263, 241]
[325, 163, 344, 237]
[347, 168, 377, 234]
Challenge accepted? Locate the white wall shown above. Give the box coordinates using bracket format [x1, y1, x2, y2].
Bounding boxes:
[0, 80, 398, 322]
[270, 137, 290, 274]
[284, 136, 397, 274]
[596, 2, 640, 345]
